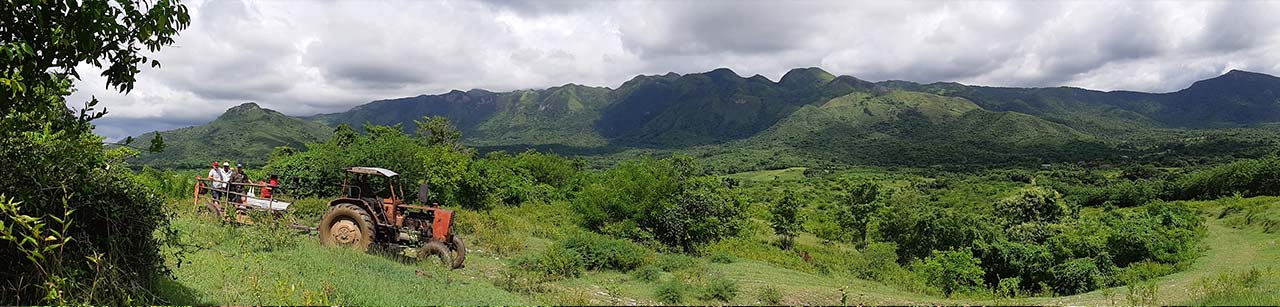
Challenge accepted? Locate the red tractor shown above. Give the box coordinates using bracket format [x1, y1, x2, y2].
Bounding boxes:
[318, 167, 465, 268]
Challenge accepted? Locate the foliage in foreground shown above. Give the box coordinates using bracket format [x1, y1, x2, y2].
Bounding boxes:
[0, 0, 190, 304]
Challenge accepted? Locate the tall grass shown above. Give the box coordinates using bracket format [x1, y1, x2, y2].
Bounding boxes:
[1189, 268, 1277, 305]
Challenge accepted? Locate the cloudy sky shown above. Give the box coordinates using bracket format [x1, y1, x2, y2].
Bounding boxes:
[69, 0, 1280, 140]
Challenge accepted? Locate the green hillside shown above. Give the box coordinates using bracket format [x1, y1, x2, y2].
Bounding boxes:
[133, 68, 1280, 170]
[131, 103, 332, 168]
[697, 90, 1106, 170]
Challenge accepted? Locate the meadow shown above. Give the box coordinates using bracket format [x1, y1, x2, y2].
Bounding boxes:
[138, 156, 1280, 305]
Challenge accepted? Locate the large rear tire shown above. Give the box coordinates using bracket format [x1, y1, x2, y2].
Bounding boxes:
[318, 203, 374, 252]
[418, 241, 451, 267]
[449, 236, 467, 269]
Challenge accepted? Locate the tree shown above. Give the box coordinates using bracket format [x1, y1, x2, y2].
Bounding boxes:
[994, 186, 1073, 225]
[0, 0, 190, 304]
[769, 190, 802, 249]
[913, 249, 986, 297]
[414, 115, 462, 147]
[572, 156, 744, 252]
[834, 182, 882, 244]
[148, 131, 166, 153]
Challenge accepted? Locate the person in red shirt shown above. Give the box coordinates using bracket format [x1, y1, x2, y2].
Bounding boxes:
[260, 174, 279, 198]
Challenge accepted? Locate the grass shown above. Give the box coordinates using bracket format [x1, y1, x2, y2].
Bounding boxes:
[154, 193, 1280, 305]
[156, 213, 526, 305]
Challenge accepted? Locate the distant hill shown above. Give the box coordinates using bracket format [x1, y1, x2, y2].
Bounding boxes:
[133, 68, 1280, 169]
[882, 69, 1280, 133]
[131, 103, 331, 169]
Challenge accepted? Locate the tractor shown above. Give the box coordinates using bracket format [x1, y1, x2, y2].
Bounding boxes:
[318, 167, 465, 269]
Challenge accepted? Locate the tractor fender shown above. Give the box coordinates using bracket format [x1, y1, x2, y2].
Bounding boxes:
[327, 198, 384, 225]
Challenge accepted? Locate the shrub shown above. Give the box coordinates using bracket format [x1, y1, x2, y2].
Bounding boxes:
[1168, 157, 1280, 200]
[1050, 258, 1105, 295]
[997, 277, 1022, 298]
[632, 265, 662, 283]
[1116, 261, 1175, 285]
[871, 200, 998, 262]
[698, 275, 740, 302]
[573, 156, 745, 252]
[851, 241, 900, 280]
[994, 186, 1073, 224]
[654, 281, 685, 304]
[912, 249, 986, 297]
[709, 251, 735, 264]
[558, 231, 648, 271]
[513, 245, 584, 280]
[757, 285, 783, 305]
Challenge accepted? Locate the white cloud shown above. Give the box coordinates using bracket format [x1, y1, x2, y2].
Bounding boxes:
[69, 0, 1280, 140]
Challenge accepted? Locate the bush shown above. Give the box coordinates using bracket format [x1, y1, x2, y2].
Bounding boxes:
[709, 251, 735, 264]
[698, 275, 739, 302]
[513, 245, 584, 280]
[851, 241, 900, 280]
[632, 265, 662, 283]
[757, 285, 783, 305]
[558, 231, 648, 271]
[573, 156, 746, 252]
[654, 280, 685, 304]
[1050, 258, 1105, 295]
[994, 186, 1073, 224]
[912, 249, 986, 297]
[997, 277, 1022, 298]
[1116, 261, 1174, 285]
[1170, 157, 1280, 200]
[871, 200, 999, 262]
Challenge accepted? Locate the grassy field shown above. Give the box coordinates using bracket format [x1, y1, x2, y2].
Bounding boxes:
[153, 194, 1280, 305]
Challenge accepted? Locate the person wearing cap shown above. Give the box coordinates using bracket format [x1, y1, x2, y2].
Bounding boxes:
[205, 161, 220, 202]
[210, 161, 232, 205]
[217, 161, 232, 204]
[229, 163, 249, 205]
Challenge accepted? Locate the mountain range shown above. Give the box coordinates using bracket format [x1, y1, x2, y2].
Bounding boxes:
[130, 68, 1280, 170]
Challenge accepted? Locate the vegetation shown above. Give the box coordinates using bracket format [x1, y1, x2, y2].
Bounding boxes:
[0, 0, 189, 304]
[6, 2, 1280, 304]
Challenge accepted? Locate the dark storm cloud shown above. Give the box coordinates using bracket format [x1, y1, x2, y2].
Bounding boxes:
[69, 0, 1280, 141]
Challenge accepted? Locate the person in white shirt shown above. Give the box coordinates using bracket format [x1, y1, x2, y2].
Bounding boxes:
[212, 162, 233, 206]
[207, 161, 223, 204]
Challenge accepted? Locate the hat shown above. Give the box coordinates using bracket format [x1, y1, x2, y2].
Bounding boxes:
[236, 163, 243, 168]
[212, 161, 219, 168]
[222, 162, 230, 167]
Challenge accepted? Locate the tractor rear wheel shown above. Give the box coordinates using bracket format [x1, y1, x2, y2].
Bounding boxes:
[449, 236, 467, 269]
[418, 241, 452, 267]
[319, 204, 374, 252]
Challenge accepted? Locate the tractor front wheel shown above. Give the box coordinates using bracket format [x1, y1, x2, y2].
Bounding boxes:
[318, 204, 374, 252]
[449, 236, 467, 269]
[418, 241, 452, 267]
[418, 237, 466, 269]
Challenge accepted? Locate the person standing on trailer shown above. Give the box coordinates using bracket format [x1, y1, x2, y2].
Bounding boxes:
[206, 161, 224, 204]
[260, 174, 279, 198]
[218, 162, 233, 206]
[229, 163, 249, 205]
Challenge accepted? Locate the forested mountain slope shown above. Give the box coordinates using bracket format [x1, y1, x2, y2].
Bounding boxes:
[132, 68, 1280, 169]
